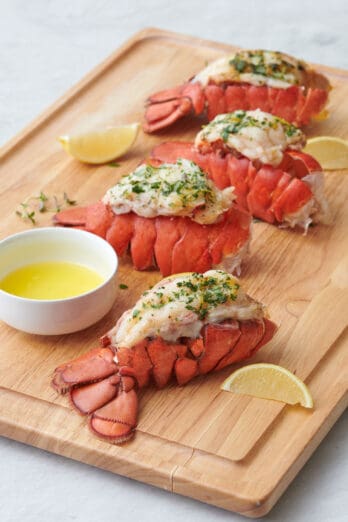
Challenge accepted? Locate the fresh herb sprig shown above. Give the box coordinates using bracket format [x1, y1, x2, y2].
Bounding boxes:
[16, 203, 36, 224]
[15, 191, 77, 225]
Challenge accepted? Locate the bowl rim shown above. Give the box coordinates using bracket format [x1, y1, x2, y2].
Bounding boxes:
[0, 227, 118, 304]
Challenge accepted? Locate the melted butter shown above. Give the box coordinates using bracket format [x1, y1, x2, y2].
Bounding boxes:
[0, 261, 104, 300]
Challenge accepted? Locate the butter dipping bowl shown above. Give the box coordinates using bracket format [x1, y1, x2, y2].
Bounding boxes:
[0, 227, 118, 335]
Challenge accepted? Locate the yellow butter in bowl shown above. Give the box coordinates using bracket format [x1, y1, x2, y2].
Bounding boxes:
[0, 261, 104, 300]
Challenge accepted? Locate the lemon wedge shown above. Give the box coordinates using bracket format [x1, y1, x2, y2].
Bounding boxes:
[221, 363, 313, 408]
[58, 123, 139, 164]
[304, 136, 348, 170]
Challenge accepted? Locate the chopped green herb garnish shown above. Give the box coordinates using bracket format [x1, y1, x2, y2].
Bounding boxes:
[105, 159, 219, 218]
[229, 50, 305, 85]
[132, 184, 145, 194]
[133, 271, 240, 321]
[119, 284, 128, 289]
[202, 110, 301, 143]
[234, 58, 247, 72]
[109, 161, 121, 167]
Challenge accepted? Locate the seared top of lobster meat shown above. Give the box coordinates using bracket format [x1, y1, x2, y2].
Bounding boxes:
[103, 158, 235, 224]
[107, 270, 267, 349]
[195, 110, 306, 167]
[194, 49, 331, 92]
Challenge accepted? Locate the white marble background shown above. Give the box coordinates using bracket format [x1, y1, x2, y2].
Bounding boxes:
[0, 1, 347, 521]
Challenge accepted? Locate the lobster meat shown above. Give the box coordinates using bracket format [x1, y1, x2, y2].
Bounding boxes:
[151, 110, 330, 230]
[55, 159, 251, 276]
[144, 49, 330, 133]
[52, 270, 277, 443]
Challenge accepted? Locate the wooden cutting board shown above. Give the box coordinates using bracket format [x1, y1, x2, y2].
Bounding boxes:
[0, 28, 347, 518]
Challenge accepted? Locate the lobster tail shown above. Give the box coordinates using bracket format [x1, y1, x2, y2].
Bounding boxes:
[151, 141, 329, 229]
[52, 317, 277, 444]
[143, 49, 330, 132]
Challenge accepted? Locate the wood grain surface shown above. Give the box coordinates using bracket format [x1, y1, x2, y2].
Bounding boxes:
[0, 28, 347, 518]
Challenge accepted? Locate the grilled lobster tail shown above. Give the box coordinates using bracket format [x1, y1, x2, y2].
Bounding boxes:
[144, 50, 330, 133]
[150, 110, 331, 230]
[151, 143, 328, 227]
[52, 270, 278, 444]
[53, 319, 277, 444]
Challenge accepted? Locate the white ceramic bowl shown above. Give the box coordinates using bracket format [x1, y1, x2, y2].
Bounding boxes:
[0, 227, 118, 335]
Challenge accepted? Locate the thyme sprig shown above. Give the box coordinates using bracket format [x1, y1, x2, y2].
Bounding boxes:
[16, 203, 36, 224]
[15, 191, 77, 225]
